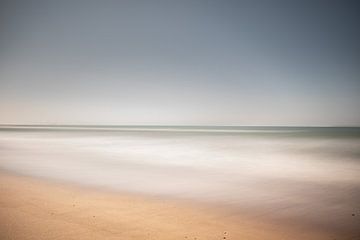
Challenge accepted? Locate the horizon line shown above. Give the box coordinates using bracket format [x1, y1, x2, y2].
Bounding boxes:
[1, 124, 359, 128]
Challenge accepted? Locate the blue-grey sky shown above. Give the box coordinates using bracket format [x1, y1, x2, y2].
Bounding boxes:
[1, 0, 359, 125]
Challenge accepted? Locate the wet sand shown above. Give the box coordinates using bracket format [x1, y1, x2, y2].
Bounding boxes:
[0, 172, 333, 240]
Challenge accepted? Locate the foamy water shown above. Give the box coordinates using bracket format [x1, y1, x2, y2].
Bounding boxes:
[1, 126, 360, 235]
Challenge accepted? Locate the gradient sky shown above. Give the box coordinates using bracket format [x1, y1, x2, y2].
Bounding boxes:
[0, 0, 359, 125]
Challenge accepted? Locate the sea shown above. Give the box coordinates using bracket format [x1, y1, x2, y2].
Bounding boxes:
[0, 125, 359, 236]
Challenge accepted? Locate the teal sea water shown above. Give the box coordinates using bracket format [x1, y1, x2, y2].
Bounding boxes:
[1, 126, 360, 237]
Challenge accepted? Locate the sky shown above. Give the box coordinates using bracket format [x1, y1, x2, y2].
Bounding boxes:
[0, 0, 359, 126]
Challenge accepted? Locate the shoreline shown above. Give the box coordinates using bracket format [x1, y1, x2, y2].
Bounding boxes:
[0, 171, 333, 240]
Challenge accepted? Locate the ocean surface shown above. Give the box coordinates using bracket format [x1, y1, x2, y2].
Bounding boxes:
[1, 126, 360, 236]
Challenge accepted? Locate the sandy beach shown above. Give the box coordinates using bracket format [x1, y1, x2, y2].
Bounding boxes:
[0, 171, 334, 240]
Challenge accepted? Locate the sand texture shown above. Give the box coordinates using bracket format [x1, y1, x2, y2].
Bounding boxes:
[0, 172, 335, 240]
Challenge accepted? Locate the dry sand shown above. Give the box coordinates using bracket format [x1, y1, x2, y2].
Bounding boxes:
[0, 172, 333, 240]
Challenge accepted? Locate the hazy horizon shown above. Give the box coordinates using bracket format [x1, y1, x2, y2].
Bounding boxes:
[1, 0, 359, 126]
[1, 124, 360, 127]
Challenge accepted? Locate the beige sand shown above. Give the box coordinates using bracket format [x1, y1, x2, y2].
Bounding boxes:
[0, 172, 331, 240]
